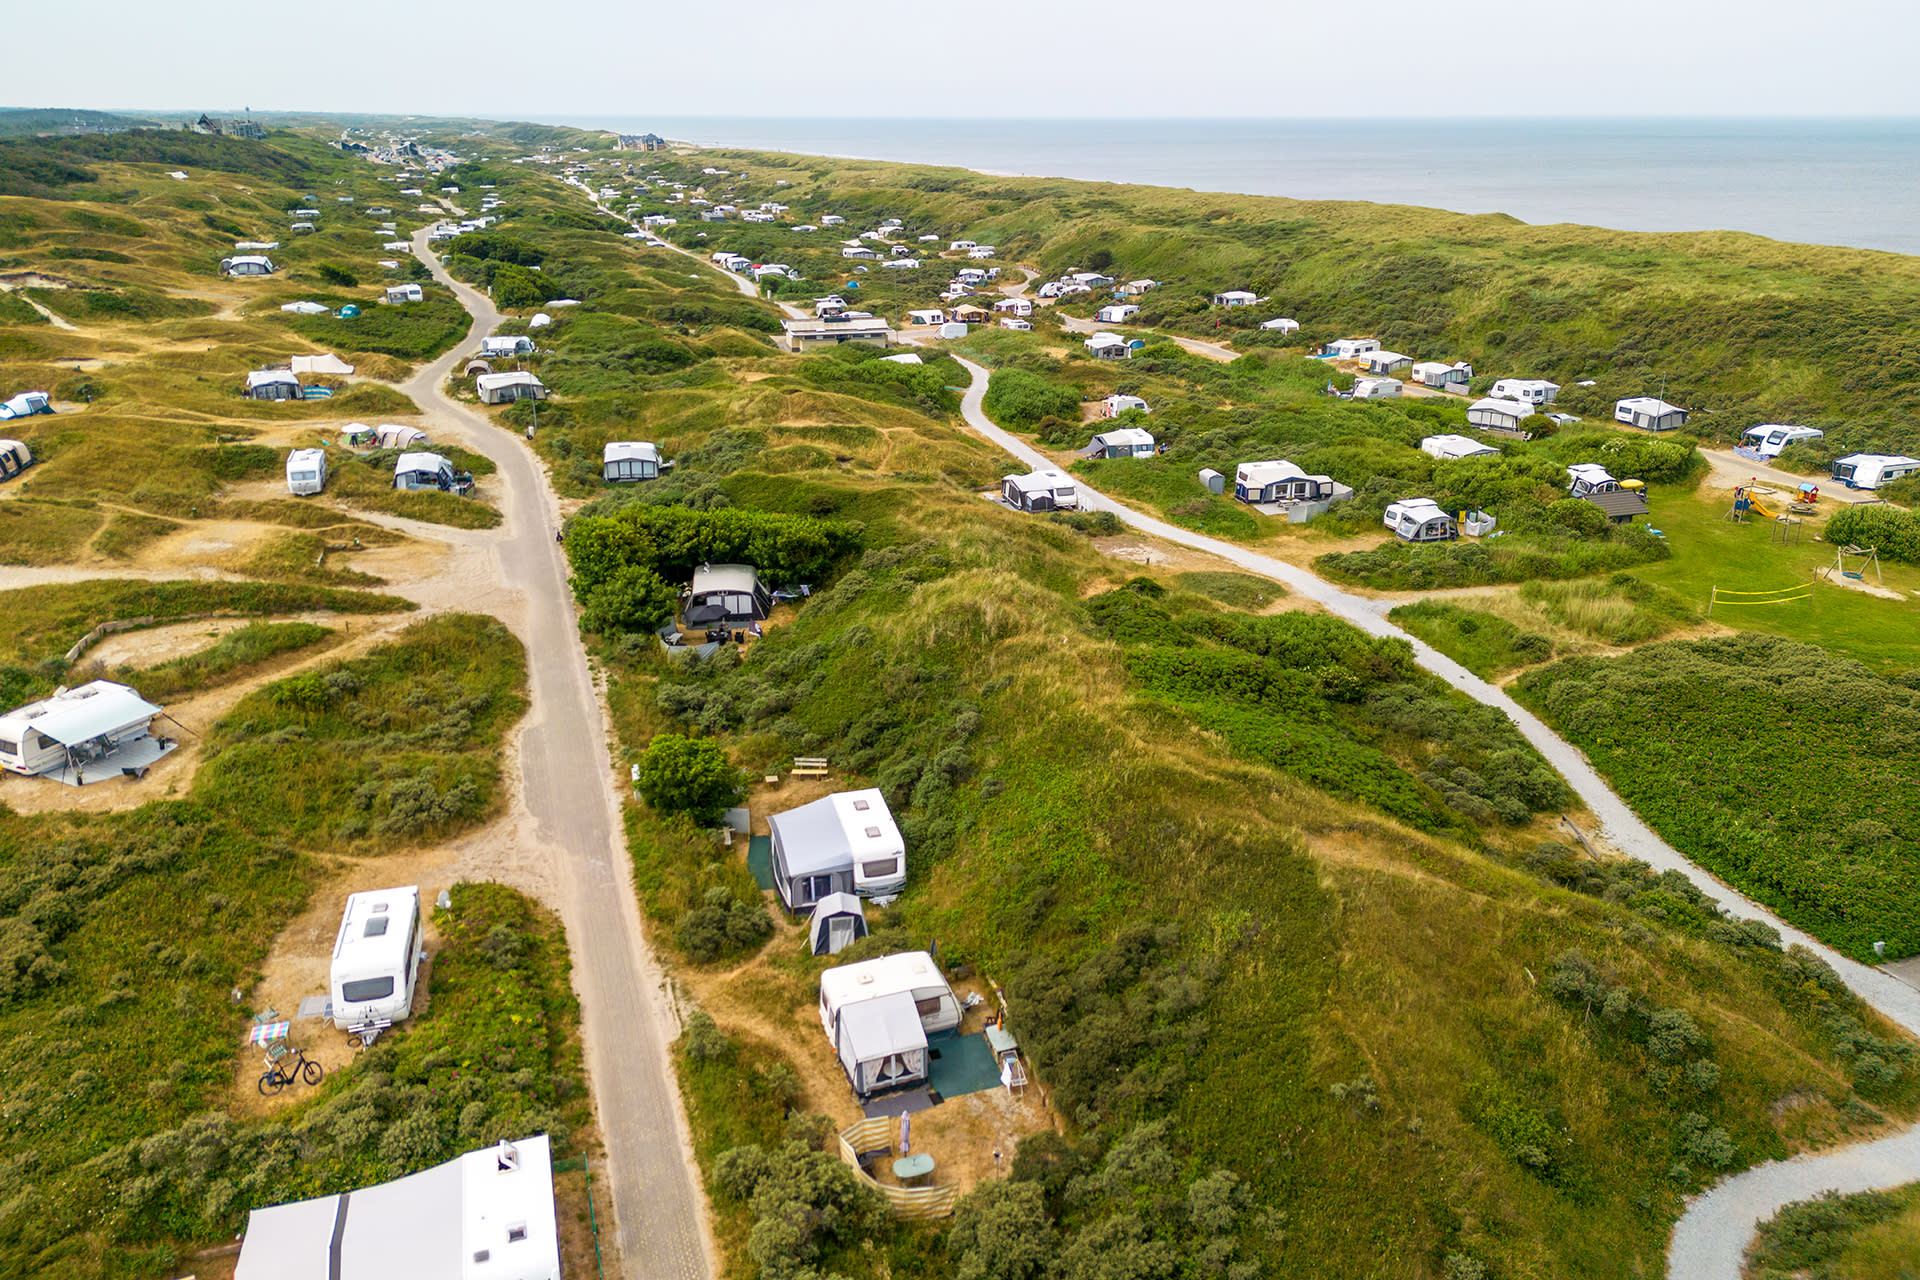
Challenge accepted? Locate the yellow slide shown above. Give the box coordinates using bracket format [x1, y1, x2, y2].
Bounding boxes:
[1746, 494, 1776, 518]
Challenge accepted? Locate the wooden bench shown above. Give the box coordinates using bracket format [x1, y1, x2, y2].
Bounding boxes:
[789, 757, 831, 779]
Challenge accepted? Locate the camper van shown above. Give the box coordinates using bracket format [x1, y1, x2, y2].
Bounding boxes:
[286, 448, 328, 497]
[329, 886, 425, 1032]
[0, 680, 170, 780]
[1741, 424, 1824, 459]
[1831, 454, 1920, 490]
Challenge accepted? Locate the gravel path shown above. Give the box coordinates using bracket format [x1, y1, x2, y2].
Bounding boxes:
[410, 226, 714, 1280]
[951, 355, 1920, 1278]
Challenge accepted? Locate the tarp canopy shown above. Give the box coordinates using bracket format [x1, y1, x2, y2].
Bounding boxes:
[0, 681, 160, 747]
[290, 353, 354, 375]
[838, 990, 927, 1064]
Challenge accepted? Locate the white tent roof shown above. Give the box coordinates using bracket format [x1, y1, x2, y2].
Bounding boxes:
[1617, 395, 1685, 415]
[1468, 397, 1535, 418]
[1743, 423, 1822, 442]
[603, 441, 659, 464]
[236, 1135, 558, 1280]
[1095, 427, 1155, 448]
[1568, 462, 1616, 484]
[820, 950, 951, 1013]
[1421, 434, 1499, 459]
[395, 451, 450, 474]
[475, 372, 544, 393]
[1005, 468, 1075, 496]
[1084, 332, 1128, 350]
[1236, 459, 1311, 486]
[281, 301, 329, 315]
[290, 353, 354, 375]
[0, 681, 161, 746]
[247, 370, 301, 389]
[838, 990, 926, 1063]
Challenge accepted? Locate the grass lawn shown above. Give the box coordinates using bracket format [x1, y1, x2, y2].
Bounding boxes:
[1633, 482, 1920, 672]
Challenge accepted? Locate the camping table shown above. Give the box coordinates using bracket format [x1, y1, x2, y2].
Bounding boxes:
[247, 1021, 290, 1046]
[891, 1153, 935, 1186]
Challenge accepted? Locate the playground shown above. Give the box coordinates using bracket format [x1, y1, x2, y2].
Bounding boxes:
[1631, 478, 1920, 671]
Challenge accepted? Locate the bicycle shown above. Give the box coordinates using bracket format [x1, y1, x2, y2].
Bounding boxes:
[257, 1040, 324, 1095]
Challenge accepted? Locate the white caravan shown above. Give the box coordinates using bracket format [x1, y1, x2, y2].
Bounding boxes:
[330, 886, 425, 1031]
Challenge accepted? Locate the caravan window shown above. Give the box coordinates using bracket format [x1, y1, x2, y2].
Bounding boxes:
[861, 859, 898, 879]
[341, 976, 395, 1003]
[0, 738, 15, 758]
[914, 995, 944, 1019]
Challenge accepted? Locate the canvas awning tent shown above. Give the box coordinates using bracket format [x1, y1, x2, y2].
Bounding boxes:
[281, 300, 330, 315]
[834, 991, 928, 1095]
[1421, 434, 1499, 460]
[0, 680, 176, 786]
[683, 563, 771, 628]
[235, 1135, 559, 1280]
[0, 392, 50, 419]
[375, 424, 428, 449]
[289, 353, 355, 376]
[809, 892, 869, 956]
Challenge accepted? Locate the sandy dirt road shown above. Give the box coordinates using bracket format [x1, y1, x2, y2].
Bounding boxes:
[948, 355, 1920, 1280]
[407, 225, 713, 1280]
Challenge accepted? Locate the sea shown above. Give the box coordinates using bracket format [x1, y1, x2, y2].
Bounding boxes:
[553, 117, 1920, 257]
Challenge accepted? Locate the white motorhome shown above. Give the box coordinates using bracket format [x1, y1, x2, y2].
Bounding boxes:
[818, 951, 962, 1097]
[1741, 424, 1824, 459]
[286, 448, 328, 496]
[1831, 453, 1920, 490]
[329, 886, 425, 1031]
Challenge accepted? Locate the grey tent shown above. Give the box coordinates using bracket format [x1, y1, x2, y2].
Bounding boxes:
[683, 563, 771, 628]
[831, 990, 928, 1096]
[808, 893, 868, 956]
[769, 798, 854, 911]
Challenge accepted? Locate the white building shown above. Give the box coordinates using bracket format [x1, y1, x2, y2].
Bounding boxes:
[818, 952, 961, 1098]
[235, 1136, 560, 1280]
[602, 441, 660, 483]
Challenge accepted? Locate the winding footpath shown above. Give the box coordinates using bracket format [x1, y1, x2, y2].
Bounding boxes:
[949, 356, 1920, 1279]
[407, 227, 712, 1280]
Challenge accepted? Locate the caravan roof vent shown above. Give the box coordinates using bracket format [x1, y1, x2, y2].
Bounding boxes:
[371, 902, 389, 913]
[473, 1250, 490, 1263]
[856, 971, 875, 984]
[865, 827, 881, 838]
[363, 917, 390, 937]
[852, 799, 870, 811]
[496, 1139, 520, 1171]
[507, 1223, 528, 1243]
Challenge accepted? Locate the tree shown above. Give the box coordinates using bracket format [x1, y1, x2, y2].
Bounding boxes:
[316, 262, 357, 287]
[950, 1181, 1056, 1280]
[580, 564, 677, 634]
[634, 734, 743, 825]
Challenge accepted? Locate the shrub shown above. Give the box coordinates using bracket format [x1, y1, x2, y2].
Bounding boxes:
[634, 734, 744, 825]
[316, 263, 358, 288]
[983, 367, 1080, 428]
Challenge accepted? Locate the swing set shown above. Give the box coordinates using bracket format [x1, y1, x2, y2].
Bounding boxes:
[1826, 544, 1882, 586]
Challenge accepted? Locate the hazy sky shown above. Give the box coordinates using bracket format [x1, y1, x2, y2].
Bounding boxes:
[10, 0, 1920, 119]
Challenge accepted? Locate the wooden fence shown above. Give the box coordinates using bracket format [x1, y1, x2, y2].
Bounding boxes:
[836, 1117, 961, 1220]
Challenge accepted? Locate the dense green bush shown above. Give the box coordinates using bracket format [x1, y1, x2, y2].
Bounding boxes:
[1317, 526, 1670, 590]
[565, 503, 863, 595]
[635, 734, 744, 825]
[1824, 502, 1920, 563]
[983, 367, 1080, 428]
[1516, 633, 1920, 959]
[1747, 1187, 1912, 1277]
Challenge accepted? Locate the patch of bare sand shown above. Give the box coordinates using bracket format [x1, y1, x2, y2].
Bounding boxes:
[85, 613, 338, 669]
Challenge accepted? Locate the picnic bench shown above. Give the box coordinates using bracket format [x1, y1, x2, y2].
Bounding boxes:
[789, 757, 831, 779]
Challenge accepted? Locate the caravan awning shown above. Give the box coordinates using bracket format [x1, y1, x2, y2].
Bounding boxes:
[6, 682, 162, 747]
[839, 990, 927, 1062]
